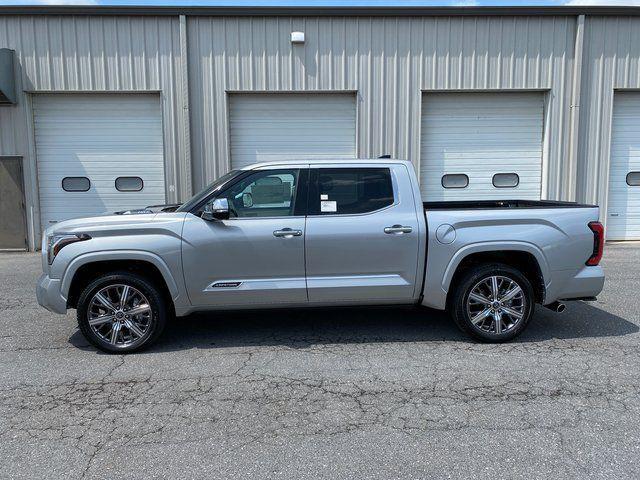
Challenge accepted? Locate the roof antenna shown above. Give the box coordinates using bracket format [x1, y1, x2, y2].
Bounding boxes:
[378, 154, 391, 159]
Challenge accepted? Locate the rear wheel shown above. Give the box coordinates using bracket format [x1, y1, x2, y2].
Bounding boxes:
[450, 263, 534, 342]
[77, 272, 168, 353]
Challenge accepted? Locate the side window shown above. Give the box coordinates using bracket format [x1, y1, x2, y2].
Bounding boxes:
[217, 169, 300, 218]
[310, 168, 394, 215]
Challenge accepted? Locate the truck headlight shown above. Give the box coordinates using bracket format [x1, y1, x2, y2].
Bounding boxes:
[47, 233, 91, 265]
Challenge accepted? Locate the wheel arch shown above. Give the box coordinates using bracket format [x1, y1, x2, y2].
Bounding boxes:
[443, 243, 548, 307]
[63, 251, 179, 310]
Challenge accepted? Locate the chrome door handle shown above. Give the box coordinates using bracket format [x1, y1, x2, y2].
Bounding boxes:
[384, 225, 412, 234]
[273, 228, 303, 238]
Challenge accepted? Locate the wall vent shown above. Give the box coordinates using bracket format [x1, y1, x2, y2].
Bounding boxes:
[0, 49, 17, 105]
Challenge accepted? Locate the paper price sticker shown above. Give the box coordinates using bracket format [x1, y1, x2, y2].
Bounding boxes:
[320, 200, 337, 213]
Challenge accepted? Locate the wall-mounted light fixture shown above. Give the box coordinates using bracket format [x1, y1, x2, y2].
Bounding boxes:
[290, 32, 305, 44]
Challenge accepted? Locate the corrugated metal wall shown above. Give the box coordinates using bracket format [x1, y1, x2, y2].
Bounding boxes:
[578, 16, 640, 216]
[188, 16, 577, 197]
[2, 12, 639, 247]
[0, 15, 191, 248]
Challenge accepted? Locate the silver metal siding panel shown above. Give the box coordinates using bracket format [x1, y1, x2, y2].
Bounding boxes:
[0, 15, 190, 224]
[188, 15, 576, 198]
[578, 16, 640, 224]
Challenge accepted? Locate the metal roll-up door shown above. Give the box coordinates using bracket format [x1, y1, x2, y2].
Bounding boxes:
[33, 93, 165, 228]
[420, 92, 544, 201]
[229, 93, 357, 169]
[607, 92, 640, 240]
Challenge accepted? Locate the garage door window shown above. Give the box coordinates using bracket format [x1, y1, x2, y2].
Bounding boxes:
[441, 174, 469, 189]
[626, 172, 640, 186]
[493, 173, 520, 188]
[310, 168, 394, 215]
[115, 177, 144, 192]
[62, 177, 90, 192]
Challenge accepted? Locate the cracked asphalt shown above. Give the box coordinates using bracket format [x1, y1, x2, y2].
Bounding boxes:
[1, 244, 639, 479]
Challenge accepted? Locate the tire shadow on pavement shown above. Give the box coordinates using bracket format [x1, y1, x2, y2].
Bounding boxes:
[68, 301, 638, 353]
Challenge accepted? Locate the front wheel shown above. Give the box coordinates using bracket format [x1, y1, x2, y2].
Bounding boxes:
[77, 272, 168, 353]
[450, 264, 534, 343]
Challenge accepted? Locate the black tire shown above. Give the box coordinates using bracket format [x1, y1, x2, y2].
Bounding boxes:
[450, 263, 534, 343]
[77, 272, 168, 353]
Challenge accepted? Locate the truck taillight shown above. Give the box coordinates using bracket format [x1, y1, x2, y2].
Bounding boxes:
[586, 221, 604, 266]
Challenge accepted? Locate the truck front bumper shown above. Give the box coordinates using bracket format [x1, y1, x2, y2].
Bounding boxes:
[36, 274, 67, 314]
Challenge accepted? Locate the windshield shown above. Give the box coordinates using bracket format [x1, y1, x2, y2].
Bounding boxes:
[177, 170, 242, 212]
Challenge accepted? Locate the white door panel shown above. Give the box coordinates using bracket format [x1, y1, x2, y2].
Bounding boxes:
[33, 93, 165, 227]
[420, 92, 544, 201]
[229, 93, 356, 169]
[607, 92, 640, 240]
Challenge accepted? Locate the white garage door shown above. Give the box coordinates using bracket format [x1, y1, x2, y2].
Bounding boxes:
[34, 94, 165, 228]
[229, 93, 356, 169]
[420, 92, 544, 201]
[607, 92, 640, 240]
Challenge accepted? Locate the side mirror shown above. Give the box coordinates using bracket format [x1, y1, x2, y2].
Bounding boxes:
[201, 198, 230, 221]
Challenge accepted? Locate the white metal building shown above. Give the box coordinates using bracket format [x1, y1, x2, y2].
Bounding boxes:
[1, 5, 640, 249]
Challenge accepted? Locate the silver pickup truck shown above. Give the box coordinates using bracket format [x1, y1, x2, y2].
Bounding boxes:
[37, 159, 605, 353]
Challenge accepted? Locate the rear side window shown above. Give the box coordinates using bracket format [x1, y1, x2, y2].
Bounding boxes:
[310, 168, 394, 215]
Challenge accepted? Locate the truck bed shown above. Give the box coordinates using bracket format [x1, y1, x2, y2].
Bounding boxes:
[423, 199, 597, 210]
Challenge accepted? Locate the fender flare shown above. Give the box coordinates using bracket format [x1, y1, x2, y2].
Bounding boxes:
[441, 241, 551, 293]
[60, 250, 180, 300]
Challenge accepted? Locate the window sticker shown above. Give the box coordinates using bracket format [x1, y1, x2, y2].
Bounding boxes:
[320, 194, 329, 200]
[320, 200, 337, 212]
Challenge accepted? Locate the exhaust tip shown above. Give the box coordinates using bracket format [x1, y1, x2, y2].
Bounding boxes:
[545, 301, 566, 313]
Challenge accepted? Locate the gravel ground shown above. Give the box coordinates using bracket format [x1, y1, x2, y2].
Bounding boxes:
[0, 243, 639, 479]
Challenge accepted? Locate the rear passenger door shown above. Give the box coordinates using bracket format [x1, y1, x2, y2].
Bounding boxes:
[304, 164, 421, 304]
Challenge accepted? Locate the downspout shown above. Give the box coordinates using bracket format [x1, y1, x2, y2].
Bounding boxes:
[567, 14, 585, 202]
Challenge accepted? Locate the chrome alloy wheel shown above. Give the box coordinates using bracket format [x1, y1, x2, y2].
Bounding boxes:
[466, 275, 526, 335]
[87, 284, 152, 347]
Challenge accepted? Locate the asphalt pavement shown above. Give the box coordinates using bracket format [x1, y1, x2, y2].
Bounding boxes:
[0, 243, 639, 479]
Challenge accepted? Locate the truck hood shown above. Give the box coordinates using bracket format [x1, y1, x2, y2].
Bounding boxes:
[44, 212, 180, 237]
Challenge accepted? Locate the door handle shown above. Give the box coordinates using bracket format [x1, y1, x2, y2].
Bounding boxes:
[384, 225, 413, 234]
[273, 228, 303, 238]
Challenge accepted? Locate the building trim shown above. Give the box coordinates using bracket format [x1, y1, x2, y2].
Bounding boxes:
[178, 15, 192, 198]
[1, 6, 640, 17]
[22, 89, 163, 94]
[23, 94, 40, 251]
[225, 89, 359, 94]
[421, 88, 552, 93]
[567, 14, 585, 202]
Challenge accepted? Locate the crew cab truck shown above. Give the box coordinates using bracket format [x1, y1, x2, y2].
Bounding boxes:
[36, 159, 605, 353]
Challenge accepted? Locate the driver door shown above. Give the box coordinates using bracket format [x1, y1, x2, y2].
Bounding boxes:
[181, 166, 309, 308]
